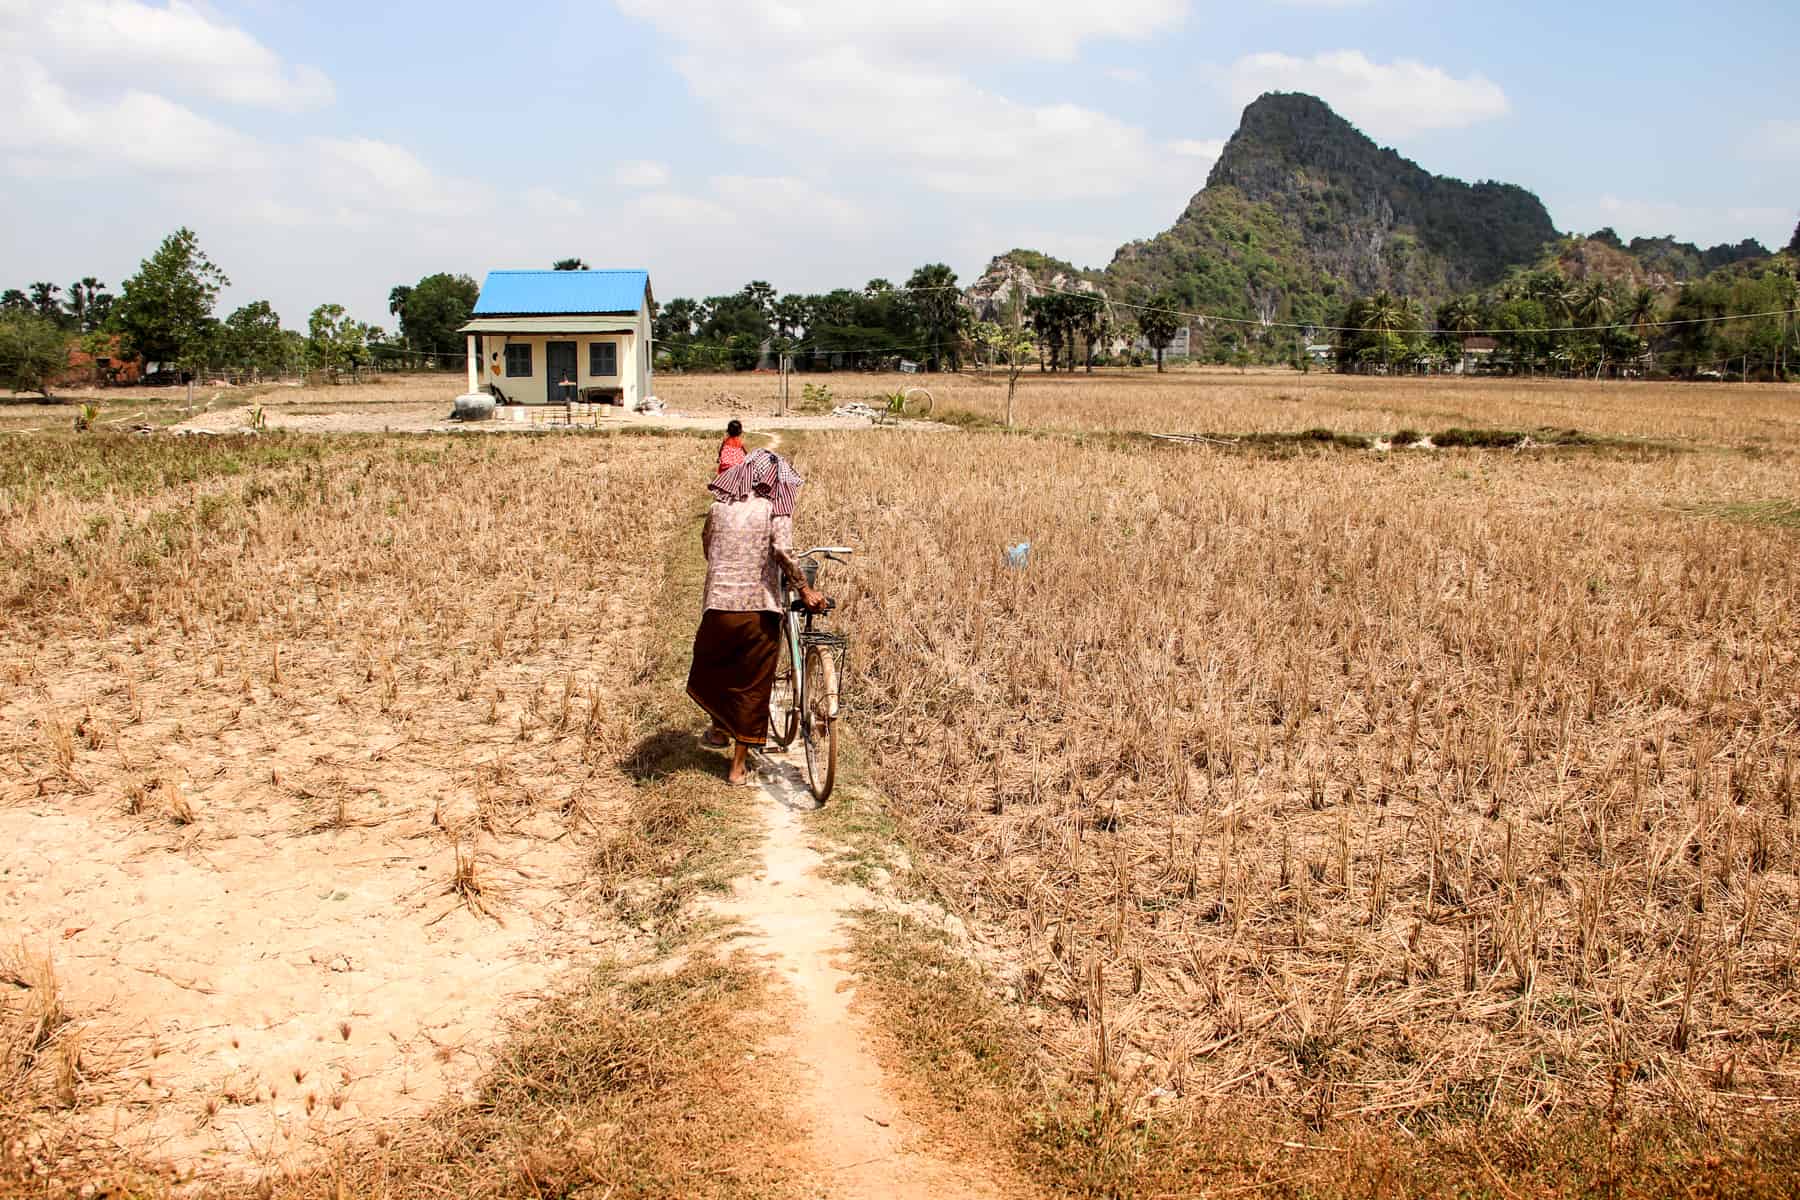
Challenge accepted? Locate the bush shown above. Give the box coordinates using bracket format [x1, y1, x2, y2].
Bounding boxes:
[0, 312, 68, 397]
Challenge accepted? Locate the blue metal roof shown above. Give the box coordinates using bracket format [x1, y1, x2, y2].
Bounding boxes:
[472, 270, 651, 316]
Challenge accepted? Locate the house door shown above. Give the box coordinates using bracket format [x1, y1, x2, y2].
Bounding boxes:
[545, 341, 578, 405]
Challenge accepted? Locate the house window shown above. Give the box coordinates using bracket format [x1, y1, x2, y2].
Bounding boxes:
[589, 341, 618, 377]
[504, 343, 532, 377]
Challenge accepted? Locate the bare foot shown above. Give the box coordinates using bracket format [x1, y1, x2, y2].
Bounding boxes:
[703, 727, 731, 748]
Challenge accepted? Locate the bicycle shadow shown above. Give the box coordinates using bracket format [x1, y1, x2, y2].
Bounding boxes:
[749, 746, 818, 812]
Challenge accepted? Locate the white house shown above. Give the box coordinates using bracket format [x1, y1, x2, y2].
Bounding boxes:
[460, 270, 654, 409]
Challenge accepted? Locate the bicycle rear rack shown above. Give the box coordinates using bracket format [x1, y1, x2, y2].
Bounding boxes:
[799, 629, 850, 711]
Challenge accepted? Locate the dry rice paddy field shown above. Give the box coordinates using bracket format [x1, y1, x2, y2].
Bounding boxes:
[4, 369, 1800, 1197]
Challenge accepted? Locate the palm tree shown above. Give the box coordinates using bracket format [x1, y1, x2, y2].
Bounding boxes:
[552, 258, 589, 270]
[1575, 281, 1617, 377]
[28, 282, 62, 321]
[66, 277, 106, 331]
[1362, 292, 1408, 370]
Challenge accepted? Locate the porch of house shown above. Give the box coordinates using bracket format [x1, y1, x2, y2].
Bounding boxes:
[461, 322, 645, 410]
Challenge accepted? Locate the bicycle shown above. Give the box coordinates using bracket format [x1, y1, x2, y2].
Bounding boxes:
[767, 546, 853, 802]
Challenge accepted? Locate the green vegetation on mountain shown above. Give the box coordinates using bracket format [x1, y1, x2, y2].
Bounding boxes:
[1100, 92, 1557, 324]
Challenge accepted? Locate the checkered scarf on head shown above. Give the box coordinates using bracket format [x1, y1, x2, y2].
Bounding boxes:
[708, 448, 804, 517]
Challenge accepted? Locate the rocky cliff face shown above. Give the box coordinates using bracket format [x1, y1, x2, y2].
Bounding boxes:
[1200, 93, 1556, 296]
[964, 250, 1105, 321]
[976, 92, 1773, 326]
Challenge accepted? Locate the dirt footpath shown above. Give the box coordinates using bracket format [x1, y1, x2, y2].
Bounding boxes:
[712, 744, 1022, 1200]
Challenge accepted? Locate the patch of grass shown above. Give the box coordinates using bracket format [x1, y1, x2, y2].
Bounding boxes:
[1432, 425, 1589, 448]
[934, 406, 1004, 431]
[0, 430, 331, 501]
[593, 507, 762, 934]
[806, 783, 905, 888]
[248, 954, 801, 1200]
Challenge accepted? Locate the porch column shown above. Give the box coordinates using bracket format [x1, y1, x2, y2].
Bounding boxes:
[465, 334, 478, 394]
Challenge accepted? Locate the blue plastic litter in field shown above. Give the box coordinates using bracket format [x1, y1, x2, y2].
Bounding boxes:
[1005, 541, 1031, 569]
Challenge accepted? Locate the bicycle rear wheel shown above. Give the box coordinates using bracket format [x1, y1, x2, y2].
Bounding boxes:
[802, 643, 838, 802]
[902, 387, 933, 418]
[768, 643, 798, 749]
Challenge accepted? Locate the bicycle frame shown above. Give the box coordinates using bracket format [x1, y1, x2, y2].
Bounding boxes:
[769, 547, 852, 800]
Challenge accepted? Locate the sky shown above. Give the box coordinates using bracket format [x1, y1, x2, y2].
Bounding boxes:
[2, 0, 1796, 330]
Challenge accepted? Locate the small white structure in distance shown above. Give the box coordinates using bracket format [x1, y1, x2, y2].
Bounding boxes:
[459, 269, 655, 410]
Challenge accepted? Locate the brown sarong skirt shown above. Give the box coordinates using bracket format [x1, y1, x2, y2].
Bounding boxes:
[685, 609, 782, 745]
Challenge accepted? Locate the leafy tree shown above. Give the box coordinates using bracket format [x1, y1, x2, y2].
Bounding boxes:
[904, 264, 962, 370]
[1785, 218, 1799, 259]
[0, 312, 68, 396]
[1336, 292, 1421, 371]
[971, 320, 1035, 427]
[553, 258, 589, 270]
[0, 290, 29, 314]
[387, 285, 412, 320]
[655, 297, 702, 345]
[396, 273, 478, 358]
[700, 292, 770, 342]
[110, 228, 229, 366]
[308, 303, 366, 378]
[1137, 293, 1184, 372]
[222, 301, 289, 374]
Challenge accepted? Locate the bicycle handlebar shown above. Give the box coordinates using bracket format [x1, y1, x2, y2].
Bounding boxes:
[799, 546, 855, 559]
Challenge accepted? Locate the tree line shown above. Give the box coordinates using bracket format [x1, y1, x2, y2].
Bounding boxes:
[653, 266, 1204, 376]
[1333, 250, 1800, 380]
[0, 229, 488, 397]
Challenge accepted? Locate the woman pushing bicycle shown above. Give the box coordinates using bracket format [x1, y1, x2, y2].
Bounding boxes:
[686, 448, 827, 785]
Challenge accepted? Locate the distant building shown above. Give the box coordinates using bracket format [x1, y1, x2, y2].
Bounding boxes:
[1455, 336, 1498, 374]
[459, 270, 654, 408]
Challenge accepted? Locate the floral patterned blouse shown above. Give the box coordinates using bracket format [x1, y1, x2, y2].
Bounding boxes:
[701, 496, 794, 613]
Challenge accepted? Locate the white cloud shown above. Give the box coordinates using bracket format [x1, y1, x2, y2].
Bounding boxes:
[667, 43, 1155, 198]
[1224, 50, 1508, 139]
[305, 137, 490, 219]
[613, 0, 1186, 63]
[1170, 137, 1225, 159]
[613, 160, 672, 188]
[1106, 67, 1147, 85]
[0, 53, 265, 176]
[3, 0, 333, 111]
[615, 0, 1170, 199]
[709, 175, 867, 235]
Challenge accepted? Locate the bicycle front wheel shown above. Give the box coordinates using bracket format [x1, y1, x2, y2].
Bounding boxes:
[802, 643, 838, 802]
[768, 643, 798, 749]
[902, 387, 933, 418]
